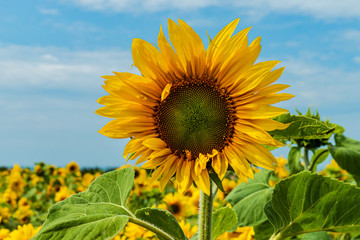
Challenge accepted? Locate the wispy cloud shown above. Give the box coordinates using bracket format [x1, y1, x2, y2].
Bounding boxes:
[0, 45, 134, 91]
[282, 57, 360, 110]
[38, 8, 59, 15]
[61, 0, 360, 19]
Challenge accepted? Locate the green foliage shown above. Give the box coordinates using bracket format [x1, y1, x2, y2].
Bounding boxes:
[253, 221, 274, 240]
[190, 206, 237, 240]
[298, 231, 332, 240]
[225, 170, 273, 228]
[32, 168, 187, 240]
[32, 168, 134, 240]
[329, 134, 360, 177]
[211, 206, 237, 240]
[135, 208, 187, 240]
[309, 148, 329, 172]
[270, 113, 336, 142]
[265, 171, 360, 240]
[287, 147, 304, 174]
[209, 168, 225, 193]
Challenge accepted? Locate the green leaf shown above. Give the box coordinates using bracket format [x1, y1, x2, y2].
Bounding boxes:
[211, 206, 237, 240]
[253, 221, 274, 240]
[209, 168, 225, 193]
[287, 146, 304, 174]
[309, 148, 329, 172]
[225, 170, 273, 228]
[329, 134, 360, 176]
[190, 206, 238, 240]
[135, 208, 187, 240]
[270, 113, 336, 140]
[299, 231, 332, 240]
[32, 168, 134, 240]
[265, 171, 360, 239]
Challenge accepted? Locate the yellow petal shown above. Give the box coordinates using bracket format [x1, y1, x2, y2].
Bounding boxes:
[142, 155, 168, 169]
[159, 155, 178, 190]
[192, 169, 210, 196]
[135, 149, 153, 165]
[157, 25, 185, 78]
[168, 19, 206, 77]
[249, 119, 290, 131]
[132, 38, 169, 87]
[143, 138, 168, 150]
[236, 106, 289, 119]
[161, 83, 172, 101]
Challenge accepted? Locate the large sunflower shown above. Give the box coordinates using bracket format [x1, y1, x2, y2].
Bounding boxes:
[96, 19, 293, 195]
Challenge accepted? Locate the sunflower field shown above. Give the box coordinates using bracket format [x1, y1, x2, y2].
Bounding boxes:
[3, 18, 360, 240]
[0, 152, 356, 240]
[0, 161, 261, 240]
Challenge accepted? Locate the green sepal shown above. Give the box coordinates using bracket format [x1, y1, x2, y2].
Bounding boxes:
[208, 167, 225, 193]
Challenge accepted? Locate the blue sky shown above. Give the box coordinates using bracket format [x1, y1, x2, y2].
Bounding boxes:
[1, 0, 360, 168]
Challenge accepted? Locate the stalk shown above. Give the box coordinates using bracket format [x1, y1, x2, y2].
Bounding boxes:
[303, 147, 310, 170]
[128, 217, 174, 240]
[199, 180, 213, 240]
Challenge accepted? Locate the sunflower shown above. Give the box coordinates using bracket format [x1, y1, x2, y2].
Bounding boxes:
[96, 19, 293, 195]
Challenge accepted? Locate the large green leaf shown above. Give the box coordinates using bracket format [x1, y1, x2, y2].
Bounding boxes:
[32, 168, 134, 240]
[211, 206, 237, 240]
[270, 114, 337, 140]
[265, 171, 360, 239]
[329, 134, 360, 176]
[135, 208, 187, 240]
[225, 170, 273, 228]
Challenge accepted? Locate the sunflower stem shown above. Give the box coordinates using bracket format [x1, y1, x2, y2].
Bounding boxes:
[129, 217, 174, 240]
[199, 180, 214, 240]
[303, 147, 310, 170]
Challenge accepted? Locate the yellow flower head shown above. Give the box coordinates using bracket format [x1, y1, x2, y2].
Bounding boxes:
[275, 156, 290, 179]
[13, 207, 33, 225]
[96, 19, 292, 195]
[1, 189, 18, 208]
[65, 161, 81, 176]
[218, 226, 255, 240]
[0, 207, 11, 224]
[179, 220, 198, 239]
[4, 224, 40, 240]
[7, 164, 25, 196]
[158, 192, 190, 219]
[54, 186, 73, 202]
[0, 229, 10, 240]
[120, 222, 155, 239]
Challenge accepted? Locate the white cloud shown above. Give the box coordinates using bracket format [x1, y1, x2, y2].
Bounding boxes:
[61, 0, 360, 19]
[233, 0, 360, 20]
[354, 56, 360, 63]
[281, 57, 360, 108]
[61, 0, 218, 12]
[38, 8, 59, 15]
[0, 45, 134, 91]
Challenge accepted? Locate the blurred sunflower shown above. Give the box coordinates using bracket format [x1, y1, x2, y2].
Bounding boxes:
[158, 192, 189, 219]
[65, 161, 81, 176]
[3, 223, 40, 240]
[96, 19, 292, 195]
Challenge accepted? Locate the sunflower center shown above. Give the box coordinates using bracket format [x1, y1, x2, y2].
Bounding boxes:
[170, 203, 181, 214]
[154, 81, 235, 159]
